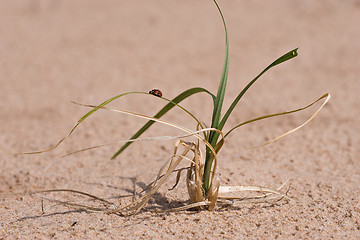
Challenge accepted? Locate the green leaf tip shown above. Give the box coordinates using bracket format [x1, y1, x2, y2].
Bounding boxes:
[271, 48, 298, 67]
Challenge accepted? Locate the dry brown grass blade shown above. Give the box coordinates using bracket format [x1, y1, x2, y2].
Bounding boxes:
[159, 201, 210, 213]
[34, 189, 117, 207]
[105, 140, 194, 215]
[168, 167, 187, 191]
[6, 189, 119, 214]
[254, 93, 330, 147]
[217, 179, 291, 204]
[218, 186, 289, 200]
[60, 129, 214, 157]
[40, 197, 110, 213]
[208, 182, 220, 211]
[187, 165, 204, 204]
[3, 189, 117, 208]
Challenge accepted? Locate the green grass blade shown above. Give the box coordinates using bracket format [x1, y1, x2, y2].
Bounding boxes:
[224, 92, 328, 138]
[111, 87, 215, 159]
[219, 48, 298, 132]
[16, 91, 143, 155]
[210, 0, 229, 132]
[254, 93, 330, 147]
[203, 0, 229, 194]
[203, 49, 298, 193]
[76, 92, 142, 126]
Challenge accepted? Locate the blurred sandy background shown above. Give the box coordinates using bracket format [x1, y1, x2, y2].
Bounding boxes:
[1, 0, 359, 238]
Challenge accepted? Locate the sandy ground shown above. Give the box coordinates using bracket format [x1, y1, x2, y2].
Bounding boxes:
[1, 0, 360, 239]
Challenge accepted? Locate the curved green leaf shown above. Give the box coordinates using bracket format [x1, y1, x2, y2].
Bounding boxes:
[203, 0, 229, 194]
[207, 48, 299, 150]
[111, 87, 215, 159]
[224, 92, 328, 138]
[17, 91, 143, 155]
[219, 48, 298, 132]
[210, 0, 229, 132]
[254, 93, 330, 147]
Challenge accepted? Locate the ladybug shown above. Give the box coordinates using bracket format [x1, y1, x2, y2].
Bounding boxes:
[149, 89, 162, 97]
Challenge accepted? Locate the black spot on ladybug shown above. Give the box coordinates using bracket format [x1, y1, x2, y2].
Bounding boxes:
[149, 89, 162, 97]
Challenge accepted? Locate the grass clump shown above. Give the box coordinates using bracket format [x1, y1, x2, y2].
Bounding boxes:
[10, 0, 330, 215]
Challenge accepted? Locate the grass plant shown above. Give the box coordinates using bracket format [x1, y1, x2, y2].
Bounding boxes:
[9, 0, 330, 214]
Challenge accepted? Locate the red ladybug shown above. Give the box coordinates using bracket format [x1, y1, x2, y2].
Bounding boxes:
[149, 89, 162, 97]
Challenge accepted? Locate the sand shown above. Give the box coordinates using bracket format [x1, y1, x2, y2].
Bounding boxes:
[1, 0, 359, 239]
